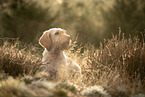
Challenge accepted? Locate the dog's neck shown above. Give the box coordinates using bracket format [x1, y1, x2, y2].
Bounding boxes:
[42, 46, 67, 65]
[49, 50, 65, 59]
[42, 48, 66, 71]
[44, 48, 66, 60]
[48, 44, 66, 56]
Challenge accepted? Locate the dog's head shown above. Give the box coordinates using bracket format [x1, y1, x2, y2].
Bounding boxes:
[39, 28, 71, 51]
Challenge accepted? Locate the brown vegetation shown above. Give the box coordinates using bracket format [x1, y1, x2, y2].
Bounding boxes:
[0, 31, 144, 96]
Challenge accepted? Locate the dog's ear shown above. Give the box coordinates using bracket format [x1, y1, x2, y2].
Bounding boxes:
[39, 31, 52, 51]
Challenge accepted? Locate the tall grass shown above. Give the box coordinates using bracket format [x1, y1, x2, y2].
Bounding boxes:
[66, 31, 145, 95]
[0, 31, 145, 96]
[0, 38, 42, 77]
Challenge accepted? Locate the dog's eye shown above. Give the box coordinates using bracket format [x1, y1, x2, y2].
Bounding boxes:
[55, 32, 59, 35]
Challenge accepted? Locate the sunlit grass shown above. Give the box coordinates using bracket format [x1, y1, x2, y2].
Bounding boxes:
[0, 31, 145, 96]
[0, 38, 42, 77]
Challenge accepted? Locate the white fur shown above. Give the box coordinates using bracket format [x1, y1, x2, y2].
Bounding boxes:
[39, 28, 81, 81]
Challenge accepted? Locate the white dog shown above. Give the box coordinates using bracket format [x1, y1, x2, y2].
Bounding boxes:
[39, 28, 81, 81]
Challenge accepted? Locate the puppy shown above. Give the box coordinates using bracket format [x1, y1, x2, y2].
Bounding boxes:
[39, 28, 81, 81]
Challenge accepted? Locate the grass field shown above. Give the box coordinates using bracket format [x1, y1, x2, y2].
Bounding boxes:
[0, 32, 145, 97]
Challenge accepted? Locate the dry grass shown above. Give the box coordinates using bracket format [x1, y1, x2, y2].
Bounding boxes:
[66, 31, 145, 96]
[0, 38, 42, 77]
[0, 32, 145, 96]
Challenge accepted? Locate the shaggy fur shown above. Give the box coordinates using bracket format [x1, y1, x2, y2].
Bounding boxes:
[39, 28, 81, 80]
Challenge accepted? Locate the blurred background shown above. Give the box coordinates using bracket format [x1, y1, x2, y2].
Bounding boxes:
[0, 0, 145, 47]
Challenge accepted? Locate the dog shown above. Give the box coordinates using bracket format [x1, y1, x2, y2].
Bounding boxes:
[39, 28, 81, 81]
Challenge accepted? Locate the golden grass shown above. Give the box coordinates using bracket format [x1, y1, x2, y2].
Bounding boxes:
[0, 32, 145, 96]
